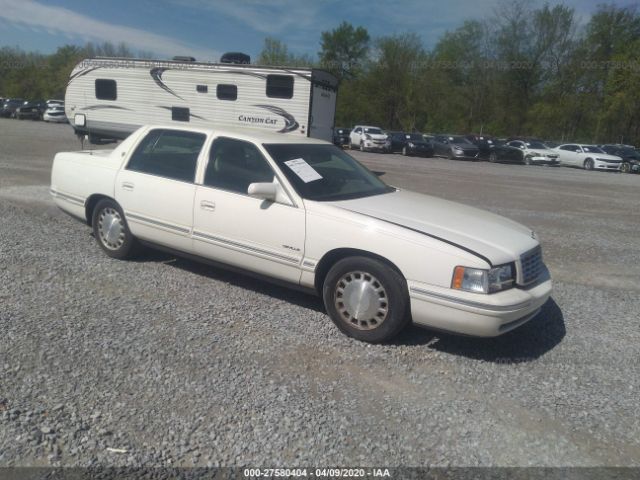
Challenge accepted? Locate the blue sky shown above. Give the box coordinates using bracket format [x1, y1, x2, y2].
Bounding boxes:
[0, 0, 629, 61]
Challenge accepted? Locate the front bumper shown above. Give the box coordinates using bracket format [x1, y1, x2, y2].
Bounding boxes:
[17, 111, 40, 119]
[529, 156, 559, 165]
[44, 115, 68, 123]
[408, 146, 434, 156]
[451, 151, 479, 159]
[594, 161, 621, 171]
[364, 141, 390, 151]
[408, 267, 552, 337]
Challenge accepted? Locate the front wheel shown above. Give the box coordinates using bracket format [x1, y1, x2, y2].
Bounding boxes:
[524, 155, 532, 166]
[584, 158, 594, 171]
[402, 146, 408, 156]
[92, 199, 140, 259]
[621, 162, 630, 174]
[489, 152, 497, 163]
[360, 142, 365, 152]
[323, 256, 410, 343]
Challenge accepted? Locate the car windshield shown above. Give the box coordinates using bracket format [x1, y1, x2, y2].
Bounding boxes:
[610, 147, 636, 156]
[407, 134, 424, 141]
[449, 136, 471, 144]
[263, 144, 395, 202]
[582, 145, 604, 153]
[525, 141, 546, 149]
[363, 128, 383, 135]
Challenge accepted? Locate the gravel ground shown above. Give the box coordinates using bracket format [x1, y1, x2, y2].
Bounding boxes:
[0, 118, 639, 468]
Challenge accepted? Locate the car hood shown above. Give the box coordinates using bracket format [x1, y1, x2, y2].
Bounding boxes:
[366, 134, 388, 140]
[329, 189, 538, 265]
[591, 153, 622, 161]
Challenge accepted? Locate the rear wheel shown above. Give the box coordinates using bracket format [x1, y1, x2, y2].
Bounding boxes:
[92, 199, 140, 259]
[489, 152, 498, 163]
[323, 256, 410, 343]
[621, 162, 631, 174]
[584, 158, 594, 171]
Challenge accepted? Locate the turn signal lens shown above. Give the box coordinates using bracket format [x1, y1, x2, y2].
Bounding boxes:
[452, 266, 465, 290]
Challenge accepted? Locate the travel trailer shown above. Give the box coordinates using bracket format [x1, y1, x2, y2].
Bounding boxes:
[65, 55, 338, 143]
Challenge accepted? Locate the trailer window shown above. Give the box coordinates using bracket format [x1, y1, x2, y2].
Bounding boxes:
[127, 129, 205, 183]
[217, 84, 237, 101]
[95, 79, 117, 100]
[266, 75, 294, 99]
[172, 107, 190, 122]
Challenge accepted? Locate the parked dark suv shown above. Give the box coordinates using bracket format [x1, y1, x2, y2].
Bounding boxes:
[15, 100, 46, 120]
[1, 98, 25, 118]
[333, 128, 351, 148]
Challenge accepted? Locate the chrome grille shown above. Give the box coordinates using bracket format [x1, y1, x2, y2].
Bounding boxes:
[520, 246, 543, 285]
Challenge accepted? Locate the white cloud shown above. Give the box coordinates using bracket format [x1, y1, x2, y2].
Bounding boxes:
[0, 0, 217, 60]
[171, 0, 328, 36]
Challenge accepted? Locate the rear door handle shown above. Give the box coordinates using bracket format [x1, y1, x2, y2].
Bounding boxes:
[200, 200, 216, 211]
[122, 182, 134, 191]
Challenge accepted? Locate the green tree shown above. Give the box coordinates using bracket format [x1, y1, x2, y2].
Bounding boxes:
[319, 21, 370, 82]
[256, 37, 313, 67]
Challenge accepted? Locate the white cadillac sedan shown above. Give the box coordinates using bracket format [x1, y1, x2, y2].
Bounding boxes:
[51, 125, 552, 343]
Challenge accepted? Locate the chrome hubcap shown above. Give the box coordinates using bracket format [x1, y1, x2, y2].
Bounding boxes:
[98, 208, 125, 250]
[335, 271, 388, 330]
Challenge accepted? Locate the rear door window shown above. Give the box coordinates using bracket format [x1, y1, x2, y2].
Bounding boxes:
[127, 129, 206, 182]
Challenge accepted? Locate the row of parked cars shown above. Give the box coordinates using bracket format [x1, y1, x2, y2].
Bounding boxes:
[0, 98, 68, 123]
[332, 127, 640, 174]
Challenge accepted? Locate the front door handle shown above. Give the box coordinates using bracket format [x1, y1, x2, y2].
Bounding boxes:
[200, 200, 216, 211]
[122, 182, 134, 191]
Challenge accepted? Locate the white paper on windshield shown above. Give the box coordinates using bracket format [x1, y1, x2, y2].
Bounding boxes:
[284, 158, 323, 183]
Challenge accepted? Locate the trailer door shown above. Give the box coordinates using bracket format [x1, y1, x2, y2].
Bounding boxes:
[309, 84, 336, 142]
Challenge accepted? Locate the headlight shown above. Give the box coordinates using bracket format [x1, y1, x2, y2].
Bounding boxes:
[454, 146, 463, 152]
[408, 142, 414, 147]
[452, 264, 515, 294]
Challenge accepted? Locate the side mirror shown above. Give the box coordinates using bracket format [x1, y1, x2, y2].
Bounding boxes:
[247, 181, 294, 206]
[248, 182, 277, 201]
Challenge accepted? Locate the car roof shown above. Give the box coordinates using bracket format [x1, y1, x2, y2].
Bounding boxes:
[142, 125, 331, 145]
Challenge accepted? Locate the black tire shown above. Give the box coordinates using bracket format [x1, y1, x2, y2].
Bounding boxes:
[584, 158, 594, 171]
[322, 256, 410, 343]
[621, 162, 630, 174]
[402, 146, 408, 156]
[489, 152, 497, 163]
[448, 149, 454, 160]
[91, 199, 140, 259]
[524, 155, 532, 166]
[360, 142, 365, 152]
